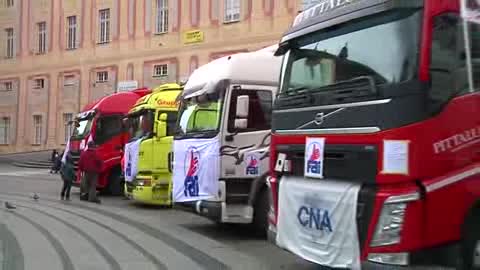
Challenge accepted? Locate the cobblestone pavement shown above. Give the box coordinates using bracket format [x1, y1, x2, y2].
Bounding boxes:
[0, 164, 314, 270]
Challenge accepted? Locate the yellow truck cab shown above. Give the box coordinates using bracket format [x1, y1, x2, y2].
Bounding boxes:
[124, 83, 182, 205]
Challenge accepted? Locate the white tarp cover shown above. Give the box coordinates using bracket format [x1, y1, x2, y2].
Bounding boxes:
[123, 138, 142, 182]
[276, 176, 361, 270]
[173, 137, 220, 202]
[61, 137, 70, 164]
[461, 0, 480, 23]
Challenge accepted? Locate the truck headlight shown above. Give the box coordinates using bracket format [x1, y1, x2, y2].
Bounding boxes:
[370, 192, 419, 247]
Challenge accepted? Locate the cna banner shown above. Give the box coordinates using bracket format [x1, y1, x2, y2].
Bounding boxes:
[123, 138, 142, 182]
[462, 0, 480, 23]
[173, 137, 220, 202]
[276, 176, 361, 270]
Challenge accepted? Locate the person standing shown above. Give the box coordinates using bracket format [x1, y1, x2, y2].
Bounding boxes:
[78, 141, 102, 204]
[60, 160, 73, 201]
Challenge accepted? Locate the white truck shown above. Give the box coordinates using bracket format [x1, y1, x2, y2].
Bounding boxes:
[172, 46, 281, 234]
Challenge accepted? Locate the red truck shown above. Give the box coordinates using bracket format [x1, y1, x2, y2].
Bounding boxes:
[268, 0, 480, 269]
[63, 88, 151, 195]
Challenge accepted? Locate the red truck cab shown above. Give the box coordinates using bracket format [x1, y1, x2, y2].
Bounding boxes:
[64, 88, 151, 195]
[268, 0, 480, 269]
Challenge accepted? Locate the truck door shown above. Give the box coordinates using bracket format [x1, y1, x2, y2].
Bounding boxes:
[221, 85, 275, 182]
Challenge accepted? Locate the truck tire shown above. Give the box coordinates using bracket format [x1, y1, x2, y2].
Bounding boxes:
[462, 212, 480, 270]
[252, 187, 269, 238]
[107, 168, 124, 196]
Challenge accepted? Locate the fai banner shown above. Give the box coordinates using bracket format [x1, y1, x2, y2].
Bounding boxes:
[123, 138, 142, 182]
[276, 176, 361, 270]
[462, 0, 480, 23]
[173, 138, 220, 202]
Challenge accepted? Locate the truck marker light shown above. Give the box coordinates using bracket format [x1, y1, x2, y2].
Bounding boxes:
[370, 192, 419, 247]
[367, 252, 409, 266]
[283, 159, 292, 172]
[275, 153, 287, 172]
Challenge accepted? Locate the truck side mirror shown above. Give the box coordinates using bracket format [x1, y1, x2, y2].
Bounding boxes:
[234, 95, 249, 130]
[157, 113, 167, 138]
[236, 95, 250, 118]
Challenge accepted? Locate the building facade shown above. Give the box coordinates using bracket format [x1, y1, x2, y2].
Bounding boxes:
[0, 0, 318, 153]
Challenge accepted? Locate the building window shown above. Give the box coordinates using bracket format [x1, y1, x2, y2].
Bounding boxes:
[155, 0, 169, 34]
[5, 28, 14, 58]
[33, 78, 45, 89]
[37, 22, 47, 54]
[2, 81, 12, 91]
[64, 75, 76, 86]
[67, 16, 77, 50]
[6, 0, 13, 8]
[0, 117, 10, 145]
[63, 113, 73, 143]
[153, 64, 168, 77]
[99, 9, 110, 44]
[33, 115, 42, 145]
[96, 71, 108, 83]
[301, 0, 321, 11]
[224, 0, 240, 23]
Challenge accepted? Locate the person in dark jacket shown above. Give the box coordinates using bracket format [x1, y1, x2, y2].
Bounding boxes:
[78, 141, 102, 204]
[60, 161, 74, 200]
[50, 152, 61, 174]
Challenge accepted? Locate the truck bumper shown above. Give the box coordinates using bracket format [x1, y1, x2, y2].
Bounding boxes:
[190, 200, 254, 224]
[267, 225, 457, 270]
[125, 176, 172, 206]
[361, 262, 454, 270]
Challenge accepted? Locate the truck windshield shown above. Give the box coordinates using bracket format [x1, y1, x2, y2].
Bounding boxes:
[280, 9, 421, 95]
[176, 95, 223, 138]
[128, 110, 154, 140]
[72, 118, 93, 139]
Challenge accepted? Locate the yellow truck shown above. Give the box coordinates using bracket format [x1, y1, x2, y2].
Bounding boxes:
[123, 83, 182, 205]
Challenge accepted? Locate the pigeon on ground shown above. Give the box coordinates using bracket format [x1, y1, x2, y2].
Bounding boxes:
[4, 201, 16, 210]
[32, 193, 39, 201]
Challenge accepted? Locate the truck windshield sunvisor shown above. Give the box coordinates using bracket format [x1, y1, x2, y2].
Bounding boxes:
[280, 9, 422, 97]
[182, 79, 229, 99]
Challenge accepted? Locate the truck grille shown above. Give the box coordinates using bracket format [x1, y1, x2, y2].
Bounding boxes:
[275, 143, 378, 250]
[276, 144, 378, 183]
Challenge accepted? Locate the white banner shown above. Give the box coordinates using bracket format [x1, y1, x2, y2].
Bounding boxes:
[124, 138, 142, 182]
[276, 176, 361, 270]
[173, 137, 220, 202]
[462, 0, 480, 23]
[61, 137, 70, 164]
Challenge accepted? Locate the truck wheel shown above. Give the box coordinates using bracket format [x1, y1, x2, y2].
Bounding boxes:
[462, 211, 480, 270]
[252, 188, 269, 238]
[107, 168, 124, 196]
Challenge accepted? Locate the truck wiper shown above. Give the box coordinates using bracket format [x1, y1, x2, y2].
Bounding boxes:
[283, 86, 312, 96]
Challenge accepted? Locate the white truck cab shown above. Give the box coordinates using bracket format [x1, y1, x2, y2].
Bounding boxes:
[172, 46, 281, 233]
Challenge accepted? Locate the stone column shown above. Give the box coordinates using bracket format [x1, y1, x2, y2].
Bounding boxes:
[15, 75, 28, 152]
[46, 72, 59, 148]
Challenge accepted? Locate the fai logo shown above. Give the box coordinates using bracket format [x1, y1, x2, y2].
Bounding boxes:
[304, 137, 325, 178]
[125, 152, 132, 177]
[306, 142, 322, 174]
[245, 154, 259, 176]
[184, 147, 200, 197]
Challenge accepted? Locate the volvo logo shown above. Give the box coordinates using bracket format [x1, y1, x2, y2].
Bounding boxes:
[314, 112, 325, 125]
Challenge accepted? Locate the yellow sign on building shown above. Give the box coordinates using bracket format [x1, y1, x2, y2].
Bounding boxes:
[183, 30, 205, 44]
